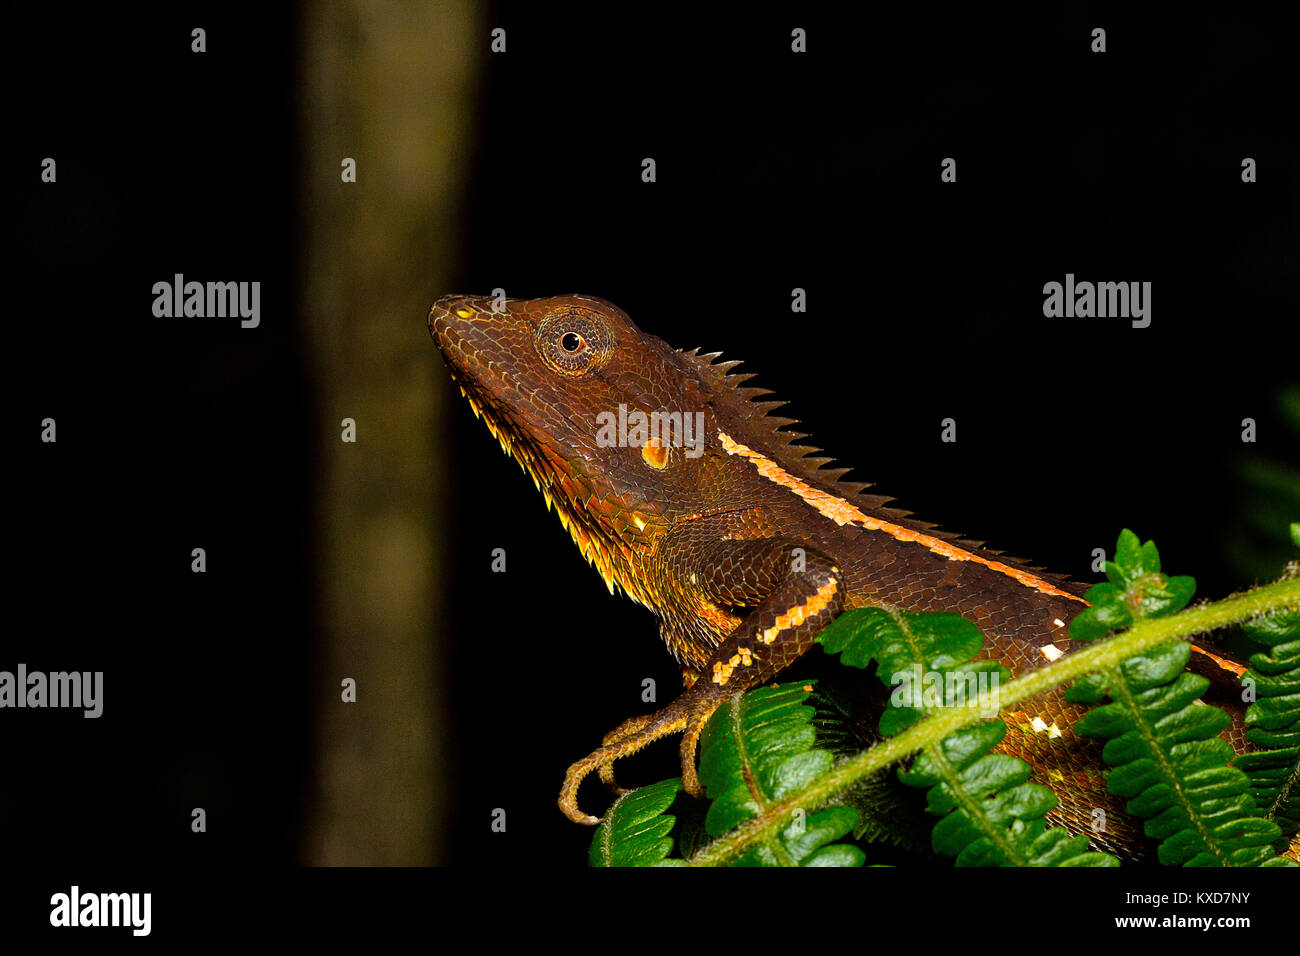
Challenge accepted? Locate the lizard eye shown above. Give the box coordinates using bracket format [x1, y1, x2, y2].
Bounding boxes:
[536, 310, 612, 376]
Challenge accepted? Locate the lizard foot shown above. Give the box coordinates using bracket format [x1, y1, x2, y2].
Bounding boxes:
[558, 686, 729, 824]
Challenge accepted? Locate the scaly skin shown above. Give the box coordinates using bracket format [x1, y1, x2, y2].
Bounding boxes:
[429, 292, 1258, 861]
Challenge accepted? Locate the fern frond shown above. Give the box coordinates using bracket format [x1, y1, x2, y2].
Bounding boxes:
[1233, 603, 1300, 850]
[1066, 529, 1281, 866]
[697, 683, 864, 866]
[588, 778, 684, 866]
[820, 607, 1116, 866]
[808, 678, 933, 849]
[898, 723, 1116, 866]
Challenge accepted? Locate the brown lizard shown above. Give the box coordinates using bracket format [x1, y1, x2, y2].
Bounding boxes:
[429, 292, 1262, 860]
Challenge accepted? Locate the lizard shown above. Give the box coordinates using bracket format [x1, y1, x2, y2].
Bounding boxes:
[428, 291, 1265, 861]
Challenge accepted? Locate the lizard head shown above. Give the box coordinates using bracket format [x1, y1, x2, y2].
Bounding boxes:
[429, 293, 718, 601]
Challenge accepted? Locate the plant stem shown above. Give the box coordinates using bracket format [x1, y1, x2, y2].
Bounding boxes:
[686, 576, 1300, 867]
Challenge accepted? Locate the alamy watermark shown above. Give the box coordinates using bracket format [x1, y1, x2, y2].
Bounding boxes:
[889, 665, 1002, 717]
[595, 403, 706, 459]
[50, 886, 150, 936]
[0, 664, 103, 717]
[1042, 273, 1151, 328]
[152, 274, 260, 328]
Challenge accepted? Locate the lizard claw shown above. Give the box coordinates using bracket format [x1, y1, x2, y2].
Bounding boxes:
[559, 745, 630, 824]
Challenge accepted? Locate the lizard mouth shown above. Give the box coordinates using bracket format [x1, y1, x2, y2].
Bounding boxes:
[428, 295, 584, 511]
[428, 295, 651, 602]
[430, 302, 542, 477]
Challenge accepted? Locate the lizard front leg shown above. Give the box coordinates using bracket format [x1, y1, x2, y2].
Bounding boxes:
[558, 539, 844, 824]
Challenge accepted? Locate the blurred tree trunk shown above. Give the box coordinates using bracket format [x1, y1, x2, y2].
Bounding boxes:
[301, 0, 479, 865]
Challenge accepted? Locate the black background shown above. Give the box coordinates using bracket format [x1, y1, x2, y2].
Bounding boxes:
[11, 5, 308, 872]
[6, 0, 1297, 917]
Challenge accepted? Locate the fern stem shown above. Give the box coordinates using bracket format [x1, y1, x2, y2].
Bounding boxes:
[726, 691, 798, 866]
[686, 576, 1300, 866]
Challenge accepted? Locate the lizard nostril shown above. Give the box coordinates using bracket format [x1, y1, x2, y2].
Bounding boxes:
[432, 293, 477, 320]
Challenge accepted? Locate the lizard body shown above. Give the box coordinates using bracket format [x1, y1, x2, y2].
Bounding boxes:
[429, 293, 1254, 861]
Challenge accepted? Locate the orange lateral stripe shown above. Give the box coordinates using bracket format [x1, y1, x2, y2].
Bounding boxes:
[718, 431, 1087, 605]
[1190, 644, 1247, 678]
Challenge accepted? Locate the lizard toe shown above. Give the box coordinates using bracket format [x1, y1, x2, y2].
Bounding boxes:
[597, 762, 630, 794]
[559, 703, 692, 823]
